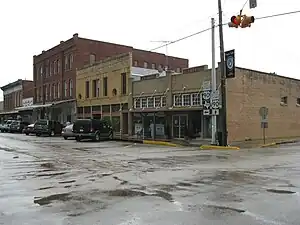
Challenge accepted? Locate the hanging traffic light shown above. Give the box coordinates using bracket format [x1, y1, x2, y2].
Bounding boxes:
[228, 15, 242, 28]
[240, 15, 255, 28]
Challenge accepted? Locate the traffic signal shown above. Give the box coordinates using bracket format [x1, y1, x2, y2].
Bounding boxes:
[228, 15, 242, 28]
[240, 15, 255, 28]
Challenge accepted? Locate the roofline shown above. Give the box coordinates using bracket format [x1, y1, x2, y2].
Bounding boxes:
[78, 37, 133, 49]
[135, 48, 188, 61]
[0, 79, 23, 91]
[236, 66, 300, 82]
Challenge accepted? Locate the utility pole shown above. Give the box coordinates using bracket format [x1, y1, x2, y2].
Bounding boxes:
[211, 18, 217, 145]
[218, 0, 228, 146]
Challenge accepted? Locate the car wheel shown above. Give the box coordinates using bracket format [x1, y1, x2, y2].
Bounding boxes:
[94, 133, 100, 142]
[64, 136, 68, 140]
[25, 133, 29, 136]
[36, 133, 41, 137]
[76, 136, 81, 142]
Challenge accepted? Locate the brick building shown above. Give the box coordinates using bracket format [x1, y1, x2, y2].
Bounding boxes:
[33, 33, 188, 123]
[0, 79, 34, 119]
[127, 66, 300, 143]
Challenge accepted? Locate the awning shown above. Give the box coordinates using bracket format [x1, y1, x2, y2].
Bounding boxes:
[0, 110, 19, 115]
[15, 103, 53, 111]
[15, 99, 76, 111]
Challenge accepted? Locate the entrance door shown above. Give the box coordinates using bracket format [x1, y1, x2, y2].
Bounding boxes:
[172, 114, 188, 138]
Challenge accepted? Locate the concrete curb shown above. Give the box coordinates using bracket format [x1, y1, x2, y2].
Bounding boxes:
[260, 139, 298, 148]
[200, 145, 240, 150]
[143, 140, 179, 147]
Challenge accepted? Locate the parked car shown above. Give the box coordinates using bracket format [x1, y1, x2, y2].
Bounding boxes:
[34, 119, 63, 136]
[10, 121, 30, 133]
[62, 124, 75, 140]
[73, 119, 113, 142]
[23, 124, 35, 135]
[1, 120, 14, 132]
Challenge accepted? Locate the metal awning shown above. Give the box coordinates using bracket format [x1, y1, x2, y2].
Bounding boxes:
[15, 99, 75, 111]
[0, 110, 19, 115]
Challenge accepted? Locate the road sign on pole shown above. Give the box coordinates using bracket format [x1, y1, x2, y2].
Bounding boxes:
[259, 106, 269, 144]
[249, 0, 257, 9]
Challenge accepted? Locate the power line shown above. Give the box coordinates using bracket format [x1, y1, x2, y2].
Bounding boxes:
[256, 10, 300, 20]
[150, 9, 300, 52]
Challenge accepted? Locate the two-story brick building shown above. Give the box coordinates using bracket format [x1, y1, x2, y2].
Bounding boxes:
[0, 79, 34, 120]
[33, 33, 188, 123]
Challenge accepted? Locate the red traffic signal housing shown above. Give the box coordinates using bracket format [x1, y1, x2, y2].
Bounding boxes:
[240, 15, 255, 28]
[228, 15, 242, 28]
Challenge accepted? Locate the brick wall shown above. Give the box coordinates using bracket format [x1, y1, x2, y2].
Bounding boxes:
[227, 68, 300, 142]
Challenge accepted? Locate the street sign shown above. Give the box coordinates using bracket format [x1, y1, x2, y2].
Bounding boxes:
[202, 90, 211, 116]
[261, 121, 268, 128]
[225, 50, 235, 78]
[203, 109, 210, 115]
[211, 90, 219, 99]
[259, 106, 269, 121]
[212, 109, 219, 115]
[249, 0, 257, 9]
[202, 81, 211, 91]
[211, 99, 220, 109]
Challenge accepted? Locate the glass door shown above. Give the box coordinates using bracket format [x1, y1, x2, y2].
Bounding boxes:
[172, 114, 188, 139]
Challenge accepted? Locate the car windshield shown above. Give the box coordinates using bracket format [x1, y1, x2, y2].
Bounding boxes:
[28, 124, 34, 127]
[6, 120, 13, 124]
[11, 121, 20, 125]
[35, 120, 48, 125]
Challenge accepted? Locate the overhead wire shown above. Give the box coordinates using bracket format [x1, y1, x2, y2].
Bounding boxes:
[4, 8, 300, 95]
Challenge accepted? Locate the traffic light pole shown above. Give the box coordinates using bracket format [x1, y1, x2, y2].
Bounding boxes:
[218, 0, 228, 146]
[211, 18, 217, 145]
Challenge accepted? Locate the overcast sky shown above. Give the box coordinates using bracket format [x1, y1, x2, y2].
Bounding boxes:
[0, 0, 299, 101]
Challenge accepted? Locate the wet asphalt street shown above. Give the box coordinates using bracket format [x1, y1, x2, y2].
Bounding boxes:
[0, 133, 299, 225]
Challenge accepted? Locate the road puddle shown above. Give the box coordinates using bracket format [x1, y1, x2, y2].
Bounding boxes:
[59, 180, 76, 184]
[205, 204, 245, 214]
[38, 186, 54, 190]
[36, 172, 66, 177]
[34, 193, 71, 205]
[105, 189, 147, 197]
[266, 189, 296, 194]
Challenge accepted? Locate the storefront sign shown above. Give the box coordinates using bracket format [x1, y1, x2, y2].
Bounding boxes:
[22, 97, 33, 107]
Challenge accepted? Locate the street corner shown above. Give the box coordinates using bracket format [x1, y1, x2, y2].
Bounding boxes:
[260, 139, 299, 148]
[142, 140, 179, 147]
[260, 142, 277, 148]
[199, 145, 240, 150]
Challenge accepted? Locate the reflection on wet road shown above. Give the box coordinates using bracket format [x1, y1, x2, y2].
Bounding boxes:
[0, 133, 299, 224]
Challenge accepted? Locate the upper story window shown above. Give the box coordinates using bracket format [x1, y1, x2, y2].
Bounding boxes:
[69, 54, 73, 69]
[85, 81, 90, 98]
[64, 80, 68, 97]
[90, 54, 96, 64]
[121, 73, 126, 95]
[69, 79, 73, 97]
[40, 65, 43, 76]
[144, 62, 148, 68]
[151, 63, 156, 69]
[54, 60, 57, 74]
[57, 82, 60, 98]
[64, 55, 68, 71]
[134, 60, 138, 67]
[103, 77, 108, 96]
[50, 62, 53, 75]
[57, 59, 60, 74]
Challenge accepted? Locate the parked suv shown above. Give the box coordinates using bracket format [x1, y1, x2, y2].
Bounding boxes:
[34, 119, 63, 136]
[0, 120, 14, 132]
[73, 119, 113, 142]
[10, 121, 30, 133]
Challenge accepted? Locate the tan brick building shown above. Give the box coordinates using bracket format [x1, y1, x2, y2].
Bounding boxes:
[227, 67, 300, 142]
[76, 55, 300, 143]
